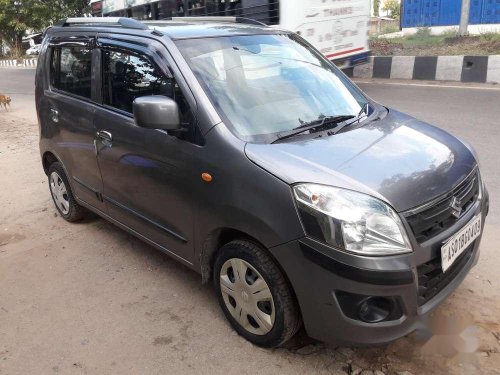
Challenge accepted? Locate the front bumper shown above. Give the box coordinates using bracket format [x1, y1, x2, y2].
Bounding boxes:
[269, 188, 489, 345]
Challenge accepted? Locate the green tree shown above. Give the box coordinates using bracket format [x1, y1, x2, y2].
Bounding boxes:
[374, 0, 380, 17]
[62, 0, 91, 17]
[0, 0, 90, 57]
[383, 0, 401, 19]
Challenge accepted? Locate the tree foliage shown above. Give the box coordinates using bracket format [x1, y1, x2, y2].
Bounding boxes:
[374, 0, 380, 17]
[383, 0, 401, 20]
[0, 0, 90, 56]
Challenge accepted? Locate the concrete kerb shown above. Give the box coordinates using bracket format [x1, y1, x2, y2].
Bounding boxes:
[0, 59, 38, 68]
[353, 55, 500, 84]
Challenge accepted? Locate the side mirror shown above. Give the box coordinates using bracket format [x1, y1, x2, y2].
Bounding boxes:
[133, 96, 181, 131]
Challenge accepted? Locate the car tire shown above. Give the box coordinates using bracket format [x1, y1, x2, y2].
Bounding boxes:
[48, 162, 86, 222]
[214, 240, 302, 348]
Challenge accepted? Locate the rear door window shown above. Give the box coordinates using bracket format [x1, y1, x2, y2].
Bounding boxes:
[50, 46, 92, 99]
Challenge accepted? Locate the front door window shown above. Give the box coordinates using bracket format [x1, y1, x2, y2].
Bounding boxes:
[102, 50, 173, 113]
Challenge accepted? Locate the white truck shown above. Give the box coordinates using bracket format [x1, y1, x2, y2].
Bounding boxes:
[91, 0, 371, 68]
[279, 0, 371, 68]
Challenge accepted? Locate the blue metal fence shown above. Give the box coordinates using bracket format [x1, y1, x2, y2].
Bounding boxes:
[402, 0, 500, 28]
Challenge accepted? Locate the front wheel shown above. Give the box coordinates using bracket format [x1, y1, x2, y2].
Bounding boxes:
[214, 240, 301, 348]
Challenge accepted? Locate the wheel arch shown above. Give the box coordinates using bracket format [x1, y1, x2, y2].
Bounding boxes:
[41, 151, 75, 198]
[42, 151, 59, 175]
[200, 227, 249, 284]
[200, 227, 302, 319]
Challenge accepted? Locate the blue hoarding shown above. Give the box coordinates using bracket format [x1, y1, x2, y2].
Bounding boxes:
[402, 0, 500, 28]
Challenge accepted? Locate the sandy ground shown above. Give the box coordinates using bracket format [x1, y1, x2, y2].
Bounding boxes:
[0, 70, 499, 374]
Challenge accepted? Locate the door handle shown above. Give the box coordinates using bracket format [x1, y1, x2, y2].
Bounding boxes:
[96, 130, 113, 143]
[50, 108, 59, 123]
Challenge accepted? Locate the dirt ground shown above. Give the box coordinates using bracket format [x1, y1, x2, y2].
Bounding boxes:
[1, 70, 500, 374]
[371, 34, 500, 56]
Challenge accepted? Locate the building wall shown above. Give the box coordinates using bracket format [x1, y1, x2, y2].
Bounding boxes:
[95, 0, 280, 24]
[402, 0, 500, 28]
[369, 17, 400, 34]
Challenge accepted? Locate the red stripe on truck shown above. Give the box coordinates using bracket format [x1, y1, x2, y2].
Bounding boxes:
[325, 47, 365, 59]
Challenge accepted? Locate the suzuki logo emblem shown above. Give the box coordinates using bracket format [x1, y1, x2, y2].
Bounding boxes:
[450, 196, 462, 219]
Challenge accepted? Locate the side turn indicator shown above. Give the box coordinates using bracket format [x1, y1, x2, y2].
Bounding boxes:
[201, 173, 212, 182]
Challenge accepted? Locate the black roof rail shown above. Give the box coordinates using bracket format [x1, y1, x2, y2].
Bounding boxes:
[150, 16, 266, 26]
[54, 17, 148, 30]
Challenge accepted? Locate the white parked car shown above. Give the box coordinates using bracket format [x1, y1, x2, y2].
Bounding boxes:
[26, 44, 41, 56]
[0, 44, 11, 56]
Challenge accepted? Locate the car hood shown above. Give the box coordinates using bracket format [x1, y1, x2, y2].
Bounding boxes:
[245, 109, 477, 212]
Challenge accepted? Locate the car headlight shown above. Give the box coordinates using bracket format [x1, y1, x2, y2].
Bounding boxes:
[293, 184, 412, 256]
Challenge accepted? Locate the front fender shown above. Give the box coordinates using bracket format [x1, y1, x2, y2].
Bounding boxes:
[192, 125, 305, 276]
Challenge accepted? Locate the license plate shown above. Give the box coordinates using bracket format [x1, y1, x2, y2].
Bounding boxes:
[441, 215, 481, 272]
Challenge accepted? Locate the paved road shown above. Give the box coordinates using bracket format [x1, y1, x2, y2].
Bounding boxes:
[0, 68, 34, 94]
[0, 68, 37, 121]
[1, 69, 499, 375]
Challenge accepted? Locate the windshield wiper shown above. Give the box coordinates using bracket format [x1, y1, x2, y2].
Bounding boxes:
[271, 115, 355, 144]
[318, 102, 376, 137]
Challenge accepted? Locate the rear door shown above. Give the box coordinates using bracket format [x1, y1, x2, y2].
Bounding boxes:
[44, 36, 106, 211]
[93, 36, 202, 265]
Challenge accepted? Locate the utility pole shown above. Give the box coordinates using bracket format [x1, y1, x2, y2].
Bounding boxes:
[459, 0, 471, 36]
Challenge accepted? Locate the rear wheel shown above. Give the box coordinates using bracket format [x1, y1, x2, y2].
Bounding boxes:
[48, 162, 86, 222]
[214, 240, 301, 348]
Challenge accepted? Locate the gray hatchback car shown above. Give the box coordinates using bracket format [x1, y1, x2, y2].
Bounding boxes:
[36, 17, 489, 348]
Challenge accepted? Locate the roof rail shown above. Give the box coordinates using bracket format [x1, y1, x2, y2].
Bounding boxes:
[150, 16, 266, 26]
[54, 16, 267, 31]
[54, 17, 148, 30]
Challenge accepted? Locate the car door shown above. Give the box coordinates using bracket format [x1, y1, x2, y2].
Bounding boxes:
[94, 37, 202, 265]
[43, 36, 106, 212]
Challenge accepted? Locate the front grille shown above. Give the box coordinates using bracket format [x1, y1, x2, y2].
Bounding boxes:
[404, 169, 479, 243]
[417, 244, 474, 306]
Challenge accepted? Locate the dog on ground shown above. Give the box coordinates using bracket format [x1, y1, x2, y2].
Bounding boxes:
[0, 94, 11, 111]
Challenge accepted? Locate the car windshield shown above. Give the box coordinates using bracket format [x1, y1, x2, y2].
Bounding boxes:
[176, 33, 370, 142]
